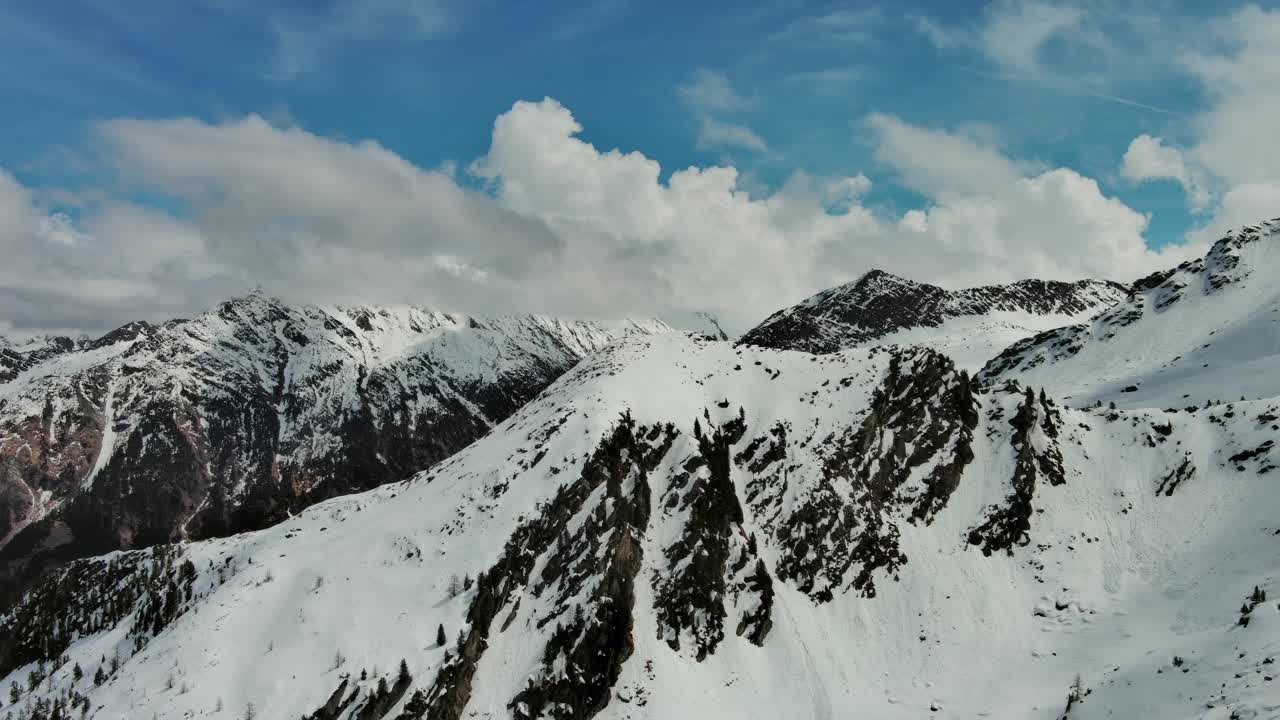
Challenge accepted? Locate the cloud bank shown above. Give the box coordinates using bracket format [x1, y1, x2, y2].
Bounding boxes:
[4, 96, 1196, 335]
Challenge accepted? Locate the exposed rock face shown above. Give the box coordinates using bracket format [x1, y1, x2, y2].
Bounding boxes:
[739, 270, 1126, 355]
[774, 347, 979, 601]
[651, 411, 763, 660]
[967, 384, 1065, 556]
[415, 415, 673, 720]
[0, 293, 670, 603]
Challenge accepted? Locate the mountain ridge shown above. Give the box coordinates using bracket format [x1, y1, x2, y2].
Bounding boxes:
[6, 220, 1280, 718]
[0, 292, 672, 603]
[5, 326, 1280, 718]
[738, 270, 1128, 366]
[980, 217, 1280, 409]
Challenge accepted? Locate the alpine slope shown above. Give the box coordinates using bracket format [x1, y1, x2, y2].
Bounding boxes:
[3, 222, 1280, 720]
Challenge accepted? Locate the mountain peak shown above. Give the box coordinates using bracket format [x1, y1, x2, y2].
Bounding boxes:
[740, 271, 1127, 357]
[840, 268, 920, 294]
[980, 216, 1280, 408]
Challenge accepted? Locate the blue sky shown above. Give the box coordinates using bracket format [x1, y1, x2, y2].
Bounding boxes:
[1, 0, 1277, 333]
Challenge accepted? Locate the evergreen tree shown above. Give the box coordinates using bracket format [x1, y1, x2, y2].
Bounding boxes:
[398, 659, 410, 685]
[436, 623, 447, 647]
[71, 664, 82, 683]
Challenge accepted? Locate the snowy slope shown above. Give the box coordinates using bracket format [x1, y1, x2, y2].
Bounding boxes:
[981, 219, 1280, 409]
[5, 331, 1280, 719]
[739, 270, 1127, 370]
[0, 293, 670, 601]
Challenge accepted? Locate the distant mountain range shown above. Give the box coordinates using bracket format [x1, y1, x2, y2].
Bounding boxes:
[0, 294, 668, 600]
[739, 270, 1127, 369]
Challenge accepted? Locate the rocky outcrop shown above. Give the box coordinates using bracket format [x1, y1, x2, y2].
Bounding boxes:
[775, 347, 979, 600]
[416, 415, 674, 720]
[967, 385, 1064, 556]
[652, 411, 773, 659]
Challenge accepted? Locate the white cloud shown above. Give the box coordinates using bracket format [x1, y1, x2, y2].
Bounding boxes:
[1103, 6, 1280, 240]
[677, 69, 756, 113]
[767, 8, 882, 47]
[268, 0, 455, 80]
[915, 0, 1086, 74]
[0, 169, 194, 332]
[676, 69, 767, 155]
[1181, 6, 1280, 190]
[784, 66, 864, 94]
[1121, 135, 1211, 211]
[864, 116, 1196, 283]
[865, 113, 1026, 197]
[976, 0, 1084, 73]
[1, 99, 1194, 335]
[697, 116, 767, 152]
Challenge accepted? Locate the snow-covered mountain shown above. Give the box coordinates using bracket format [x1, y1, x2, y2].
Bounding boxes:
[6, 223, 1280, 720]
[0, 334, 94, 384]
[981, 218, 1280, 409]
[6, 290, 1280, 717]
[0, 292, 670, 601]
[739, 270, 1127, 370]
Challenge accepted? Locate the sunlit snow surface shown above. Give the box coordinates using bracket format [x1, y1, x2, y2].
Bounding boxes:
[983, 220, 1280, 411]
[6, 328, 1280, 719]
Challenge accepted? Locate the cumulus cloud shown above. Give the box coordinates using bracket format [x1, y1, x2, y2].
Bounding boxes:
[1111, 5, 1280, 240]
[1, 98, 1194, 336]
[865, 114, 1027, 197]
[864, 116, 1195, 282]
[1121, 135, 1211, 211]
[0, 169, 198, 332]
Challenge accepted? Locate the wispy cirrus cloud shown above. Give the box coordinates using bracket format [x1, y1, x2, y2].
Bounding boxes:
[677, 69, 767, 153]
[696, 116, 767, 152]
[766, 7, 883, 48]
[267, 0, 457, 81]
[677, 68, 758, 113]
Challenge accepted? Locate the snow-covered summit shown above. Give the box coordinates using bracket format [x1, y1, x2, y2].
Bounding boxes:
[738, 270, 1126, 369]
[981, 218, 1280, 408]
